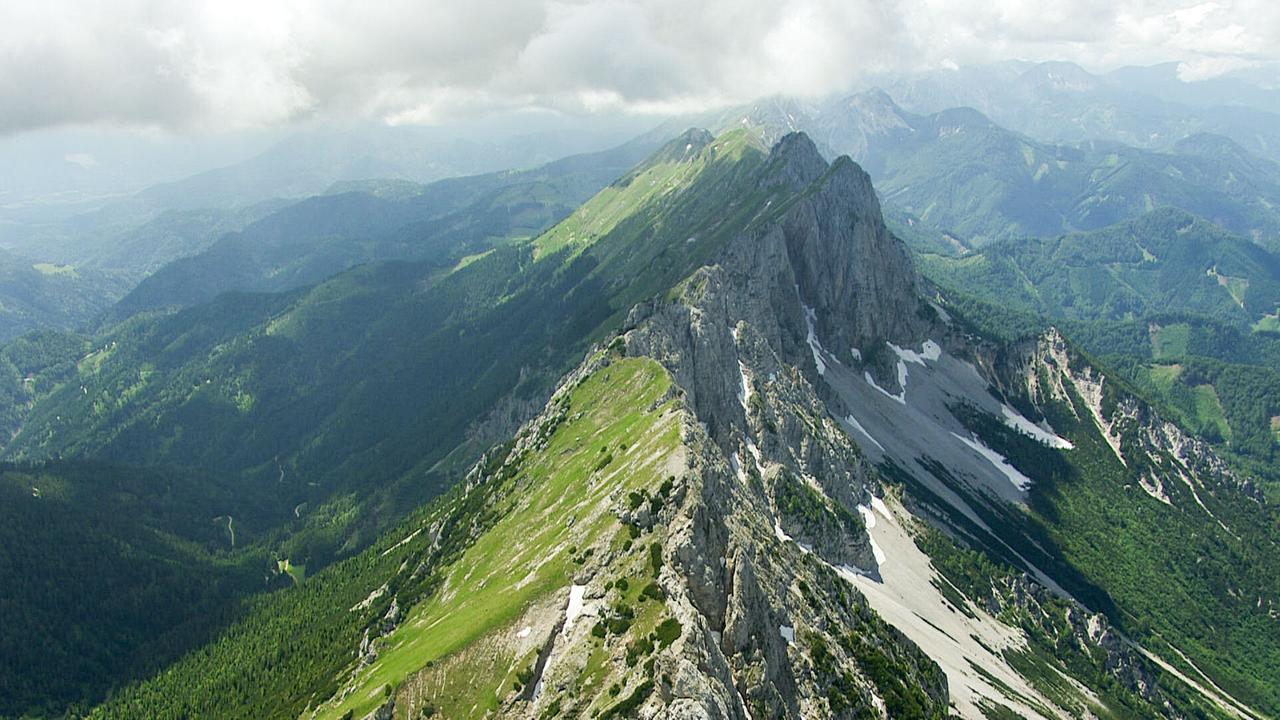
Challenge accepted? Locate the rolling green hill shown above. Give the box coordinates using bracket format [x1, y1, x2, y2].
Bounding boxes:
[920, 208, 1280, 327]
[0, 249, 129, 342]
[107, 136, 663, 323]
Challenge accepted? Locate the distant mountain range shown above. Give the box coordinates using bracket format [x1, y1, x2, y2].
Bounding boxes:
[0, 248, 128, 342]
[106, 135, 663, 322]
[711, 90, 1280, 250]
[884, 60, 1280, 162]
[922, 207, 1280, 327]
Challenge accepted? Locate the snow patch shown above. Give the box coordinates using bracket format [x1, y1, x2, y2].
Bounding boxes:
[837, 496, 1062, 719]
[858, 504, 888, 565]
[850, 347, 862, 362]
[563, 585, 587, 635]
[1001, 404, 1073, 449]
[889, 340, 941, 365]
[860, 340, 932, 403]
[844, 414, 885, 451]
[864, 371, 906, 404]
[869, 536, 887, 566]
[737, 360, 753, 414]
[773, 521, 811, 554]
[517, 625, 532, 638]
[857, 504, 877, 530]
[779, 625, 795, 644]
[951, 432, 1033, 491]
[803, 305, 828, 376]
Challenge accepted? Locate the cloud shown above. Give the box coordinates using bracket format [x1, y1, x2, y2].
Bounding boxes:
[1, 0, 1276, 135]
[63, 152, 96, 168]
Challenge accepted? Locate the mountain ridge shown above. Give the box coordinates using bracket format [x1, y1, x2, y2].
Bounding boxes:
[7, 130, 1279, 720]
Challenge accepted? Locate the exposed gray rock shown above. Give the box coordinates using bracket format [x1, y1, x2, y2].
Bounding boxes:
[983, 572, 1181, 716]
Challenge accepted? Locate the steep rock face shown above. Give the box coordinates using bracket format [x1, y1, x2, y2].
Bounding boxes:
[619, 134, 1270, 720]
[780, 156, 925, 361]
[627, 132, 931, 443]
[606, 133, 950, 716]
[466, 352, 948, 720]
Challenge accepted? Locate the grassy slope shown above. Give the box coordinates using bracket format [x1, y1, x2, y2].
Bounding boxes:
[2, 129, 774, 564]
[85, 356, 682, 720]
[313, 357, 680, 720]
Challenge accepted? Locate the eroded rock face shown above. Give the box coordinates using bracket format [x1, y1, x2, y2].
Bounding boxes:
[1007, 328, 1265, 505]
[625, 132, 924, 573]
[982, 573, 1175, 713]
[440, 132, 953, 720]
[778, 154, 926, 364]
[588, 133, 949, 717]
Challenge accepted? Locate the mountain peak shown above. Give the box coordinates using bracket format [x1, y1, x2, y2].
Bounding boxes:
[1173, 132, 1254, 164]
[845, 87, 903, 115]
[782, 151, 927, 359]
[762, 131, 828, 191]
[929, 106, 994, 131]
[648, 127, 715, 164]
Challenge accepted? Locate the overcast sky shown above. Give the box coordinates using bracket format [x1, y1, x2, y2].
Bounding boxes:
[2, 0, 1278, 137]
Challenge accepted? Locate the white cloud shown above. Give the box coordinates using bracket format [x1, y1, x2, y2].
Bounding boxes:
[63, 152, 96, 168]
[0, 0, 1276, 135]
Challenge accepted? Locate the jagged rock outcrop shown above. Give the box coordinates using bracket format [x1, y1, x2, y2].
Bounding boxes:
[980, 572, 1181, 715]
[1004, 328, 1265, 505]
[625, 132, 923, 570]
[597, 133, 950, 717]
